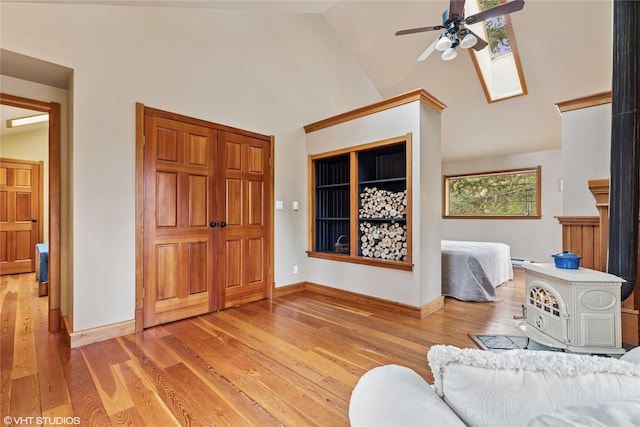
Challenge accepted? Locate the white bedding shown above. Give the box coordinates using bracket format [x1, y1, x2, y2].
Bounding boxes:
[441, 240, 514, 302]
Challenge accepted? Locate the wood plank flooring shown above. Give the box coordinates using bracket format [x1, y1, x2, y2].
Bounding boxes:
[1, 269, 525, 426]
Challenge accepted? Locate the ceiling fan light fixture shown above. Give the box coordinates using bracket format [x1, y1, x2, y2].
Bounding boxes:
[441, 47, 458, 61]
[460, 32, 478, 49]
[435, 34, 452, 51]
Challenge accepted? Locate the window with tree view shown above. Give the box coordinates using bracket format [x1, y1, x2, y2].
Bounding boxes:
[444, 166, 541, 218]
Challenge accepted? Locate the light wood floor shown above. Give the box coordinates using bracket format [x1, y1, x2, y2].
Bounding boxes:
[1, 269, 525, 426]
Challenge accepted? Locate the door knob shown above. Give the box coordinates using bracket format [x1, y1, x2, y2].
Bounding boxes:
[220, 221, 227, 228]
[210, 221, 217, 228]
[31, 218, 37, 223]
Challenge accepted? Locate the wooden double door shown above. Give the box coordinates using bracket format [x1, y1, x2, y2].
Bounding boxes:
[142, 108, 271, 328]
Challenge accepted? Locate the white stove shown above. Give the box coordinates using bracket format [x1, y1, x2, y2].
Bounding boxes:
[516, 263, 625, 354]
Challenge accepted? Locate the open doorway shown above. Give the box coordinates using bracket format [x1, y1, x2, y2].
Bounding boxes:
[1, 93, 61, 332]
[1, 103, 48, 294]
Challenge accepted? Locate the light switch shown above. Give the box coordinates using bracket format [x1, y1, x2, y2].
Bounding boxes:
[293, 200, 299, 211]
[275, 200, 284, 210]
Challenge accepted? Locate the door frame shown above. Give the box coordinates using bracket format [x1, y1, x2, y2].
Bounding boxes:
[134, 103, 275, 332]
[1, 93, 61, 332]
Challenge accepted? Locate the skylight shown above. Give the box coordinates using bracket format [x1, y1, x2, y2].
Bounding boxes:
[466, 0, 527, 103]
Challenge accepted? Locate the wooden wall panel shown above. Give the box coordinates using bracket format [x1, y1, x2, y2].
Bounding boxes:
[556, 217, 601, 271]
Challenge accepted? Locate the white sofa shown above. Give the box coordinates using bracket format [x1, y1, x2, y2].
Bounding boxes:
[349, 345, 640, 427]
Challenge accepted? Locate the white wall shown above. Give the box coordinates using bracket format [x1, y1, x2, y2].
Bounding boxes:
[306, 100, 443, 307]
[1, 3, 382, 332]
[561, 103, 611, 216]
[441, 149, 563, 263]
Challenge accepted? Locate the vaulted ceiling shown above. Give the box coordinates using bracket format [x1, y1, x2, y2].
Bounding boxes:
[2, 1, 613, 161]
[322, 0, 612, 161]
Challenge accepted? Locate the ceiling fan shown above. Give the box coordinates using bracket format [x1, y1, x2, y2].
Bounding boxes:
[396, 0, 525, 61]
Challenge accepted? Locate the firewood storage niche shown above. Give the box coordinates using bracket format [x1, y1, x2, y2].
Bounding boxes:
[308, 134, 412, 271]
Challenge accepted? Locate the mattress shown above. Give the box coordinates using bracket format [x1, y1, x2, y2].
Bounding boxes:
[36, 242, 49, 283]
[441, 240, 514, 302]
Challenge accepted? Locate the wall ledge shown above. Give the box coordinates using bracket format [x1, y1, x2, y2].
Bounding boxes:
[303, 88, 446, 133]
[555, 91, 611, 113]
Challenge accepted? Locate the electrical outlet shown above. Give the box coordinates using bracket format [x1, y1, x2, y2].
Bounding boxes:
[293, 265, 299, 274]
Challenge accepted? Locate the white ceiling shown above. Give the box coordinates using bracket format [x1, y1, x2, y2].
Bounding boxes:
[1, 0, 613, 161]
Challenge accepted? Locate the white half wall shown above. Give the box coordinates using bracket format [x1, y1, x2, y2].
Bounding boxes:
[306, 100, 443, 307]
[561, 103, 611, 216]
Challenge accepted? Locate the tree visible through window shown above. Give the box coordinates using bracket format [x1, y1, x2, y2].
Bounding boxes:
[443, 166, 541, 218]
[480, 0, 512, 58]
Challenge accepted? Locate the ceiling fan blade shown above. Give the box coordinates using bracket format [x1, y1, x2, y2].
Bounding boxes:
[448, 0, 466, 21]
[396, 25, 444, 36]
[466, 29, 488, 51]
[471, 35, 488, 51]
[464, 0, 524, 25]
[417, 38, 439, 62]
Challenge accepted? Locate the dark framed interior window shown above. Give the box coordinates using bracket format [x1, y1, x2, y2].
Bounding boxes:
[443, 166, 541, 219]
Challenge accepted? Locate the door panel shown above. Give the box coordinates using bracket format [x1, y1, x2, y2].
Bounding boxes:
[188, 242, 207, 294]
[157, 172, 178, 227]
[248, 180, 264, 225]
[247, 237, 264, 283]
[248, 145, 264, 174]
[225, 239, 242, 288]
[0, 160, 41, 275]
[143, 116, 217, 328]
[189, 176, 207, 226]
[218, 132, 270, 308]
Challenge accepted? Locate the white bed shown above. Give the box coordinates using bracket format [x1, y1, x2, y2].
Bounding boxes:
[441, 240, 514, 302]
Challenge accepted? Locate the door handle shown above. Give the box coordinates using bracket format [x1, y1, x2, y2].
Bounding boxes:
[210, 221, 217, 228]
[31, 218, 37, 223]
[220, 221, 227, 228]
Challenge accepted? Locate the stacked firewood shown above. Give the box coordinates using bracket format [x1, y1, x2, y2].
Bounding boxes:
[359, 221, 407, 261]
[359, 187, 407, 219]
